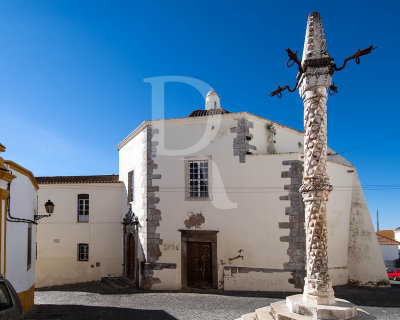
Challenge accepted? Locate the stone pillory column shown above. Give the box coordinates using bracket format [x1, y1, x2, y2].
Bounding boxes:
[237, 11, 378, 320]
[298, 12, 335, 306]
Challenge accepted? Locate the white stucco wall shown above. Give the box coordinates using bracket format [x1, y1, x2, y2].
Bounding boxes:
[380, 245, 399, 267]
[36, 183, 126, 287]
[348, 171, 389, 284]
[395, 230, 400, 253]
[117, 112, 387, 291]
[154, 150, 297, 291]
[6, 169, 37, 294]
[249, 117, 303, 156]
[119, 129, 146, 256]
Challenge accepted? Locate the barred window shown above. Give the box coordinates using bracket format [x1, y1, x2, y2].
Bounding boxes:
[189, 160, 209, 198]
[77, 194, 89, 223]
[78, 243, 89, 261]
[128, 170, 134, 202]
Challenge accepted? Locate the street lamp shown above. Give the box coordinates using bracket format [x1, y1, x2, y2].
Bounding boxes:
[34, 200, 55, 221]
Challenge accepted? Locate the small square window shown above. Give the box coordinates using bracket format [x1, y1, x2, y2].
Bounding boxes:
[78, 243, 89, 261]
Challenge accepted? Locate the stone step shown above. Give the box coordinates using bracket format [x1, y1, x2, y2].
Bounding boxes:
[255, 306, 274, 320]
[239, 301, 377, 320]
[270, 301, 310, 320]
[240, 312, 258, 320]
[286, 294, 357, 319]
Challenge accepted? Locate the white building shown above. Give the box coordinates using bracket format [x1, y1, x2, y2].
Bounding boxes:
[117, 90, 388, 291]
[376, 233, 399, 268]
[35, 175, 126, 287]
[36, 90, 388, 291]
[395, 227, 400, 254]
[0, 143, 39, 312]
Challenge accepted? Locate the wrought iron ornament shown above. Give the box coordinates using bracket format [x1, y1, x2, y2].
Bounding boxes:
[270, 45, 376, 98]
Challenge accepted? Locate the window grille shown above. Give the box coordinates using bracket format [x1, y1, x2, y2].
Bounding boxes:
[78, 243, 89, 261]
[189, 160, 209, 198]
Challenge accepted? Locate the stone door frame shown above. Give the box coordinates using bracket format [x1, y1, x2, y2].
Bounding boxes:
[123, 223, 139, 286]
[179, 230, 218, 289]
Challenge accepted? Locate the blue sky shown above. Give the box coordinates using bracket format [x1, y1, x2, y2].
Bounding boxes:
[0, 1, 399, 230]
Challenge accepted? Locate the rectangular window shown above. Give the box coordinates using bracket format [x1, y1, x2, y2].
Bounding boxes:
[78, 243, 89, 261]
[188, 160, 209, 198]
[128, 170, 134, 202]
[77, 194, 89, 223]
[27, 223, 32, 270]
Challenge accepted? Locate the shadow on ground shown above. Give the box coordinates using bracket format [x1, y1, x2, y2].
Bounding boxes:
[24, 304, 177, 320]
[35, 281, 400, 309]
[333, 283, 400, 308]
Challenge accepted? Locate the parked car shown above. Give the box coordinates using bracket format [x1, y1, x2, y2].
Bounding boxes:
[0, 275, 23, 320]
[387, 268, 400, 281]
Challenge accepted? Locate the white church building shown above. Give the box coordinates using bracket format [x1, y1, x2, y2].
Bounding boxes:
[36, 89, 388, 291]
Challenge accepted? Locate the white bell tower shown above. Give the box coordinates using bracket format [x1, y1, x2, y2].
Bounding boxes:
[205, 88, 221, 110]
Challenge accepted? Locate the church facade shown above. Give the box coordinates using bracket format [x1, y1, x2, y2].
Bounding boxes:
[118, 89, 387, 291]
[36, 89, 388, 291]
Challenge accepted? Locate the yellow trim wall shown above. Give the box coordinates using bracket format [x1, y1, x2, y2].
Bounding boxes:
[3, 196, 6, 277]
[0, 197, 3, 276]
[0, 189, 9, 277]
[17, 284, 35, 313]
[4, 161, 39, 190]
[1, 149, 36, 313]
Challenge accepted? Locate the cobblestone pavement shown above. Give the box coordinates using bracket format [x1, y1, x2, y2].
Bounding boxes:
[24, 282, 400, 320]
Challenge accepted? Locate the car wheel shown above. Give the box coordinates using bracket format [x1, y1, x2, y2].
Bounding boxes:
[394, 276, 397, 281]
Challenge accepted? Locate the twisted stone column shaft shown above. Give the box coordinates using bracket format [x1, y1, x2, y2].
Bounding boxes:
[300, 87, 335, 305]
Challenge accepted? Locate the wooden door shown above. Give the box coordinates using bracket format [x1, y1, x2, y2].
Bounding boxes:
[127, 234, 135, 278]
[187, 242, 212, 288]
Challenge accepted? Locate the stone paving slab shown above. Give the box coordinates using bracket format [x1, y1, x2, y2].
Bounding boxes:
[24, 282, 400, 320]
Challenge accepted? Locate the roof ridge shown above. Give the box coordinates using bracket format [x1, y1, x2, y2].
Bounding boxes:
[36, 174, 121, 184]
[376, 233, 400, 245]
[36, 174, 118, 178]
[188, 108, 231, 117]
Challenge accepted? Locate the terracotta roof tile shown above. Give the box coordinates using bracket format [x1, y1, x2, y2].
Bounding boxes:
[36, 175, 120, 184]
[188, 108, 230, 117]
[376, 233, 400, 245]
[376, 230, 395, 239]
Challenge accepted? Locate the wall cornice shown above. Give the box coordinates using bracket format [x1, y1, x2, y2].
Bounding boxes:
[4, 161, 38, 190]
[116, 112, 304, 151]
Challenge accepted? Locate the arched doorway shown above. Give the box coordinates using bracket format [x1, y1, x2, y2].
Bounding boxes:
[127, 233, 135, 278]
[123, 204, 139, 285]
